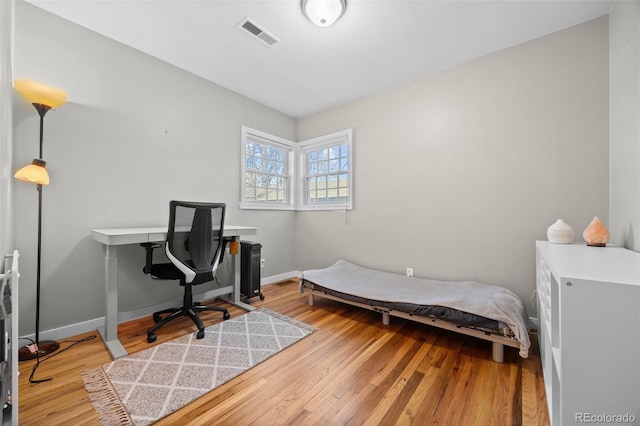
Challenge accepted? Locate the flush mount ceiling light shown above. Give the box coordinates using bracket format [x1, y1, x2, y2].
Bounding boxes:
[302, 0, 346, 27]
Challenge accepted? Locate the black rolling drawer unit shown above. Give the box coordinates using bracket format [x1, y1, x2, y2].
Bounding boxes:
[240, 241, 263, 302]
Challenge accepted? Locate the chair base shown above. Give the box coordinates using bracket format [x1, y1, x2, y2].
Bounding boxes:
[147, 301, 229, 343]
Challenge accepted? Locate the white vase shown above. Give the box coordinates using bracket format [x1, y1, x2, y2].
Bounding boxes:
[547, 219, 574, 244]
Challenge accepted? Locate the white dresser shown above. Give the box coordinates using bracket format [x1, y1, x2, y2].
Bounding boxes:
[536, 241, 640, 426]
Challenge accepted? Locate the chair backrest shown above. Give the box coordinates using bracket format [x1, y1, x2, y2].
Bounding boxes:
[165, 201, 226, 285]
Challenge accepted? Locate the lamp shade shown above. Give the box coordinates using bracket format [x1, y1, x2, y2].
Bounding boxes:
[14, 79, 67, 109]
[14, 159, 50, 185]
[302, 0, 346, 27]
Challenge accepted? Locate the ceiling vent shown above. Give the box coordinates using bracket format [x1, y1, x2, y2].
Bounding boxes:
[239, 18, 279, 47]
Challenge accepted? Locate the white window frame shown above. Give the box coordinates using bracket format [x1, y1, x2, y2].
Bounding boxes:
[240, 126, 295, 210]
[240, 127, 353, 211]
[297, 129, 353, 211]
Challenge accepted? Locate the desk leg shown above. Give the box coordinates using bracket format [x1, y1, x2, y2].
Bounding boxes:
[97, 245, 128, 359]
[221, 236, 254, 312]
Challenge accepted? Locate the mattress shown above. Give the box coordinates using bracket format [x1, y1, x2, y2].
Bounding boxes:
[301, 260, 530, 357]
[301, 280, 514, 335]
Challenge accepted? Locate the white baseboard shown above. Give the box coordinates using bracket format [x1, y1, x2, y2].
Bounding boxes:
[262, 271, 301, 285]
[22, 271, 301, 343]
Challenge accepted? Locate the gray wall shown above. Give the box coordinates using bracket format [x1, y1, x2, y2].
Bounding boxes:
[610, 0, 640, 252]
[13, 2, 297, 336]
[296, 17, 610, 312]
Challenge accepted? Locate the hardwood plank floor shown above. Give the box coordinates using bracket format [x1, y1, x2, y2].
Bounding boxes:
[19, 279, 549, 425]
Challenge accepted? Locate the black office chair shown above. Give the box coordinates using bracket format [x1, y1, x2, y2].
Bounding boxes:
[141, 201, 230, 343]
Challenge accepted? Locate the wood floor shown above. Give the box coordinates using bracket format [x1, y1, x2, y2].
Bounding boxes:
[18, 279, 549, 425]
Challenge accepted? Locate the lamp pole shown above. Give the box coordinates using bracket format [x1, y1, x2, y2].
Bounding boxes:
[16, 102, 60, 361]
[34, 104, 49, 349]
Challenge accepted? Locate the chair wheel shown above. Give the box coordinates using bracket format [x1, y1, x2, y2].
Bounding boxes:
[153, 313, 162, 323]
[196, 329, 205, 339]
[223, 311, 230, 320]
[259, 293, 265, 301]
[147, 333, 157, 343]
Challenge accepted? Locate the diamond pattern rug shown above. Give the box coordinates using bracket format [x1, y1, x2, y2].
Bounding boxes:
[82, 308, 316, 425]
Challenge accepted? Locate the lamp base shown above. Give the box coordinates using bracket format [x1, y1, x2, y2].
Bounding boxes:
[18, 340, 60, 361]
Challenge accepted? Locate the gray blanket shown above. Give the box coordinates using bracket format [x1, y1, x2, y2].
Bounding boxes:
[301, 260, 530, 358]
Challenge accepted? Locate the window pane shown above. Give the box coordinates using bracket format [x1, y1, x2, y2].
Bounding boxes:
[316, 176, 326, 190]
[329, 146, 340, 159]
[256, 186, 267, 201]
[266, 146, 275, 159]
[242, 128, 295, 209]
[340, 157, 349, 170]
[245, 156, 254, 170]
[245, 186, 255, 201]
[300, 131, 351, 210]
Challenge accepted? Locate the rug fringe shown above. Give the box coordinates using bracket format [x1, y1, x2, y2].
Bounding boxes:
[81, 367, 134, 425]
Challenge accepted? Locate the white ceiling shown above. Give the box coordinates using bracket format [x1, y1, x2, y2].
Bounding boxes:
[26, 0, 614, 118]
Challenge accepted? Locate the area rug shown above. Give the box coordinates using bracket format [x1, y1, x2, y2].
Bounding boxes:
[82, 308, 316, 425]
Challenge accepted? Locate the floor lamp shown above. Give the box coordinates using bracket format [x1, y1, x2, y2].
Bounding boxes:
[13, 79, 67, 362]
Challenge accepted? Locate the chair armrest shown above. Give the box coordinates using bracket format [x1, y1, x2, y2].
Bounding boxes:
[140, 242, 163, 274]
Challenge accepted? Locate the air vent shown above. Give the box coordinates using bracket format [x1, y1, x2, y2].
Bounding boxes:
[239, 18, 279, 47]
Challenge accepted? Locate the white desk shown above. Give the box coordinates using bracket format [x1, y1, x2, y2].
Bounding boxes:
[91, 225, 257, 359]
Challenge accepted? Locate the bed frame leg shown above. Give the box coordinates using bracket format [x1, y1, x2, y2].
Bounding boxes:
[382, 312, 390, 325]
[492, 342, 504, 363]
[308, 293, 314, 306]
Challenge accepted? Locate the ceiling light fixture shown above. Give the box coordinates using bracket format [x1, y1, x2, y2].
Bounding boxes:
[301, 0, 346, 27]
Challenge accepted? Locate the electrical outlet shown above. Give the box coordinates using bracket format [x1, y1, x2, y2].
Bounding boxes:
[406, 268, 413, 277]
[260, 258, 266, 268]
